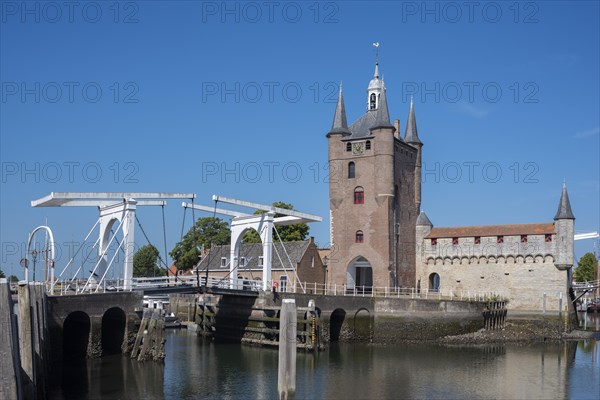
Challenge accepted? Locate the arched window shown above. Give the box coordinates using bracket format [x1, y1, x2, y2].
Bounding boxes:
[346, 143, 351, 152]
[370, 93, 377, 110]
[355, 230, 364, 243]
[429, 273, 440, 292]
[348, 162, 355, 179]
[354, 187, 364, 204]
[366, 140, 371, 150]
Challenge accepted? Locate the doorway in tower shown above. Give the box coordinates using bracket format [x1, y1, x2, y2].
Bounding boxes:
[346, 257, 373, 294]
[429, 272, 440, 292]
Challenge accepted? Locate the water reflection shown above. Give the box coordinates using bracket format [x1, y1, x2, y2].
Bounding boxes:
[50, 354, 164, 399]
[49, 330, 599, 400]
[578, 312, 600, 331]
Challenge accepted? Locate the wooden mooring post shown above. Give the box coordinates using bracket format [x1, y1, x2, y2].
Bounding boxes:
[278, 299, 297, 400]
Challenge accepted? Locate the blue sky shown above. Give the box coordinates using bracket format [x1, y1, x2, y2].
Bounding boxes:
[1, 0, 599, 279]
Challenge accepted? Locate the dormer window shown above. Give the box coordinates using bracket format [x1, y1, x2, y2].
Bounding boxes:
[370, 93, 377, 110]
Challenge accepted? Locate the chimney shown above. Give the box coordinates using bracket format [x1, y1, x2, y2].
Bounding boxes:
[394, 119, 400, 139]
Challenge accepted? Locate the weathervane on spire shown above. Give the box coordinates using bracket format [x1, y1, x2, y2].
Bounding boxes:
[373, 42, 380, 64]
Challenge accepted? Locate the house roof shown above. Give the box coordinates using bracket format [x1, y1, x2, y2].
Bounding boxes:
[425, 222, 555, 239]
[195, 240, 312, 272]
[317, 248, 331, 265]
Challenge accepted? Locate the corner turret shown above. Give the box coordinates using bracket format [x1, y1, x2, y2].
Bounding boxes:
[554, 183, 575, 271]
[327, 85, 351, 137]
[405, 98, 423, 212]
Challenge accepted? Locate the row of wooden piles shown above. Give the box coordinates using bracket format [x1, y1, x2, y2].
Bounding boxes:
[131, 308, 165, 361]
[483, 301, 508, 330]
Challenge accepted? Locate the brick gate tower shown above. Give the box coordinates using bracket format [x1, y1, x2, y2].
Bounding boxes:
[326, 58, 422, 290]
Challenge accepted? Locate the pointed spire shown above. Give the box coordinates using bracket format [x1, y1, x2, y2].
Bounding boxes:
[554, 183, 575, 220]
[370, 83, 394, 131]
[416, 211, 433, 227]
[404, 97, 422, 144]
[374, 62, 380, 79]
[327, 83, 351, 137]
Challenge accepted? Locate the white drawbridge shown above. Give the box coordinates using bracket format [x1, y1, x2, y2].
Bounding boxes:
[182, 195, 322, 291]
[30, 192, 195, 292]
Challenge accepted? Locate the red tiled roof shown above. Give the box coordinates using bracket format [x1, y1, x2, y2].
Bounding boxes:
[426, 222, 555, 239]
[167, 264, 178, 276]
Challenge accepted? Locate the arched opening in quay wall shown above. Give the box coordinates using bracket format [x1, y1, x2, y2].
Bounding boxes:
[63, 311, 91, 360]
[353, 308, 372, 340]
[101, 307, 126, 355]
[329, 308, 346, 342]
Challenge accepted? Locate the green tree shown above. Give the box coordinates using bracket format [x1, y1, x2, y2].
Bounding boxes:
[0, 269, 5, 279]
[133, 244, 164, 277]
[573, 252, 598, 282]
[8, 275, 19, 283]
[243, 201, 309, 243]
[170, 217, 231, 272]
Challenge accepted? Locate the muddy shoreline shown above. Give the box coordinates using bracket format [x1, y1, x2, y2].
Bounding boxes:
[439, 322, 600, 344]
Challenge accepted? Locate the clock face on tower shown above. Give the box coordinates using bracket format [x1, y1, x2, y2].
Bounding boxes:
[352, 142, 364, 155]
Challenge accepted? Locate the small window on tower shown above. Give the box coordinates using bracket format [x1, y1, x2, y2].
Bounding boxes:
[348, 162, 355, 179]
[545, 234, 552, 243]
[354, 187, 364, 204]
[431, 238, 437, 246]
[355, 230, 364, 243]
[370, 93, 376, 110]
[452, 237, 459, 245]
[366, 140, 371, 150]
[497, 235, 504, 244]
[474, 236, 481, 245]
[346, 143, 351, 152]
[521, 235, 528, 243]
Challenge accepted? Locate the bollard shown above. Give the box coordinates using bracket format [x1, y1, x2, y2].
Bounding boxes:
[278, 299, 297, 400]
[559, 292, 563, 317]
[543, 293, 546, 314]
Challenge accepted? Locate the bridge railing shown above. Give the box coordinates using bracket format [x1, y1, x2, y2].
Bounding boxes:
[279, 281, 505, 302]
[49, 278, 128, 295]
[47, 275, 504, 301]
[572, 279, 600, 290]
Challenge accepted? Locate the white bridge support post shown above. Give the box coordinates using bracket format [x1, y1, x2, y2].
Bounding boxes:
[230, 212, 275, 291]
[98, 200, 137, 290]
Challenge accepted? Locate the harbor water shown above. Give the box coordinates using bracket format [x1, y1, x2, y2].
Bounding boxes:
[49, 325, 600, 400]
